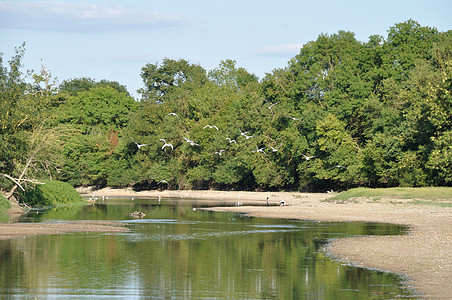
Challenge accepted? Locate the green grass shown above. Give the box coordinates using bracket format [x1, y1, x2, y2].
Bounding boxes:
[0, 193, 11, 213]
[21, 180, 84, 207]
[330, 187, 452, 202]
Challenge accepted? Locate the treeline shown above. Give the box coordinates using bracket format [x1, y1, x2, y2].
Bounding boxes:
[1, 20, 451, 197]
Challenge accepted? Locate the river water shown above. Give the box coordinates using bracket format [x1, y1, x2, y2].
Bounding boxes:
[0, 197, 418, 299]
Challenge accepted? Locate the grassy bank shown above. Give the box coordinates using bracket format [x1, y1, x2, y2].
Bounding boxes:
[0, 193, 11, 213]
[330, 187, 452, 205]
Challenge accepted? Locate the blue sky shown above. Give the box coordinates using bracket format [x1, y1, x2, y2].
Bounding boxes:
[1, 0, 451, 99]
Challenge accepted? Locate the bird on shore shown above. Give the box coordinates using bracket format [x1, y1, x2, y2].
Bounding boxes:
[131, 138, 148, 149]
[302, 154, 316, 160]
[280, 200, 286, 206]
[160, 139, 173, 150]
[266, 197, 269, 206]
[204, 124, 219, 130]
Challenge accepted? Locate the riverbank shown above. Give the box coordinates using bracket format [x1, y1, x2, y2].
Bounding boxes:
[79, 187, 451, 299]
[2, 188, 451, 299]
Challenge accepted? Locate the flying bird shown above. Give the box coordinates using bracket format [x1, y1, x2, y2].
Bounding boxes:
[331, 165, 346, 169]
[131, 138, 148, 149]
[268, 102, 278, 109]
[166, 112, 179, 118]
[239, 129, 248, 136]
[269, 144, 282, 152]
[183, 137, 199, 146]
[226, 138, 237, 144]
[157, 180, 168, 184]
[215, 150, 226, 155]
[288, 116, 300, 121]
[302, 154, 316, 160]
[204, 124, 219, 130]
[252, 147, 267, 156]
[160, 139, 173, 150]
[239, 129, 254, 139]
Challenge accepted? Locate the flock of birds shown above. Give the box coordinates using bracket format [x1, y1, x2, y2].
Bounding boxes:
[131, 110, 315, 161]
[129, 104, 346, 186]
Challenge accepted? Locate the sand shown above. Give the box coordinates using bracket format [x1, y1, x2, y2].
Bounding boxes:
[2, 188, 452, 299]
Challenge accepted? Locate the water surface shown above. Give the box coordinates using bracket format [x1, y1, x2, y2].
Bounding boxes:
[0, 197, 418, 299]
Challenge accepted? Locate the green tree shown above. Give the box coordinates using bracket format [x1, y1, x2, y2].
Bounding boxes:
[139, 58, 207, 101]
[59, 77, 130, 96]
[1, 45, 68, 202]
[56, 85, 137, 187]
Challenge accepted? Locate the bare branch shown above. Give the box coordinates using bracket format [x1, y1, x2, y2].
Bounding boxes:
[2, 173, 26, 192]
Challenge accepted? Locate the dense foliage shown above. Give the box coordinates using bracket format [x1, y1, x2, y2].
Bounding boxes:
[20, 180, 83, 207]
[1, 20, 451, 199]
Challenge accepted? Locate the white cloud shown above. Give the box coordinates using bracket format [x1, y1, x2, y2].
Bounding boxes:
[0, 1, 188, 32]
[252, 43, 304, 57]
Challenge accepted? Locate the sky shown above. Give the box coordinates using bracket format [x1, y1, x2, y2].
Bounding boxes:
[1, 0, 451, 99]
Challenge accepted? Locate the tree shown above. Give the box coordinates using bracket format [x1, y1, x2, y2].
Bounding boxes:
[138, 58, 207, 101]
[0, 45, 68, 203]
[55, 85, 137, 187]
[59, 77, 130, 96]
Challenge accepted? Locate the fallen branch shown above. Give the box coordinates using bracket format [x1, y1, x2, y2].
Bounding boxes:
[2, 173, 25, 192]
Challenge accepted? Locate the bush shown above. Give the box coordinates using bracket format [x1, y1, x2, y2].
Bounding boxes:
[21, 180, 84, 207]
[0, 193, 11, 213]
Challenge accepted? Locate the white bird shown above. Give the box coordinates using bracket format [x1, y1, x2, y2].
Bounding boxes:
[331, 165, 346, 169]
[131, 138, 148, 149]
[302, 154, 316, 160]
[226, 138, 236, 144]
[239, 129, 253, 139]
[280, 200, 286, 206]
[166, 112, 179, 118]
[160, 139, 173, 150]
[204, 124, 219, 130]
[268, 102, 278, 109]
[157, 180, 168, 184]
[269, 144, 282, 152]
[215, 149, 226, 155]
[252, 147, 267, 156]
[183, 137, 199, 146]
[288, 116, 300, 121]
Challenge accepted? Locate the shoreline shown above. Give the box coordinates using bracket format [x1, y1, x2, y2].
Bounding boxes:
[2, 188, 451, 299]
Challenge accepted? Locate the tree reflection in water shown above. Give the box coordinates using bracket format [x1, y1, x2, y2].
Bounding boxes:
[0, 198, 417, 299]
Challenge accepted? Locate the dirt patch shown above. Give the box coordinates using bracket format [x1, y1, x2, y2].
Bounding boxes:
[0, 220, 129, 240]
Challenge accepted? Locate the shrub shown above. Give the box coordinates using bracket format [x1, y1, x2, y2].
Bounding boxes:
[0, 193, 11, 213]
[21, 180, 84, 207]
